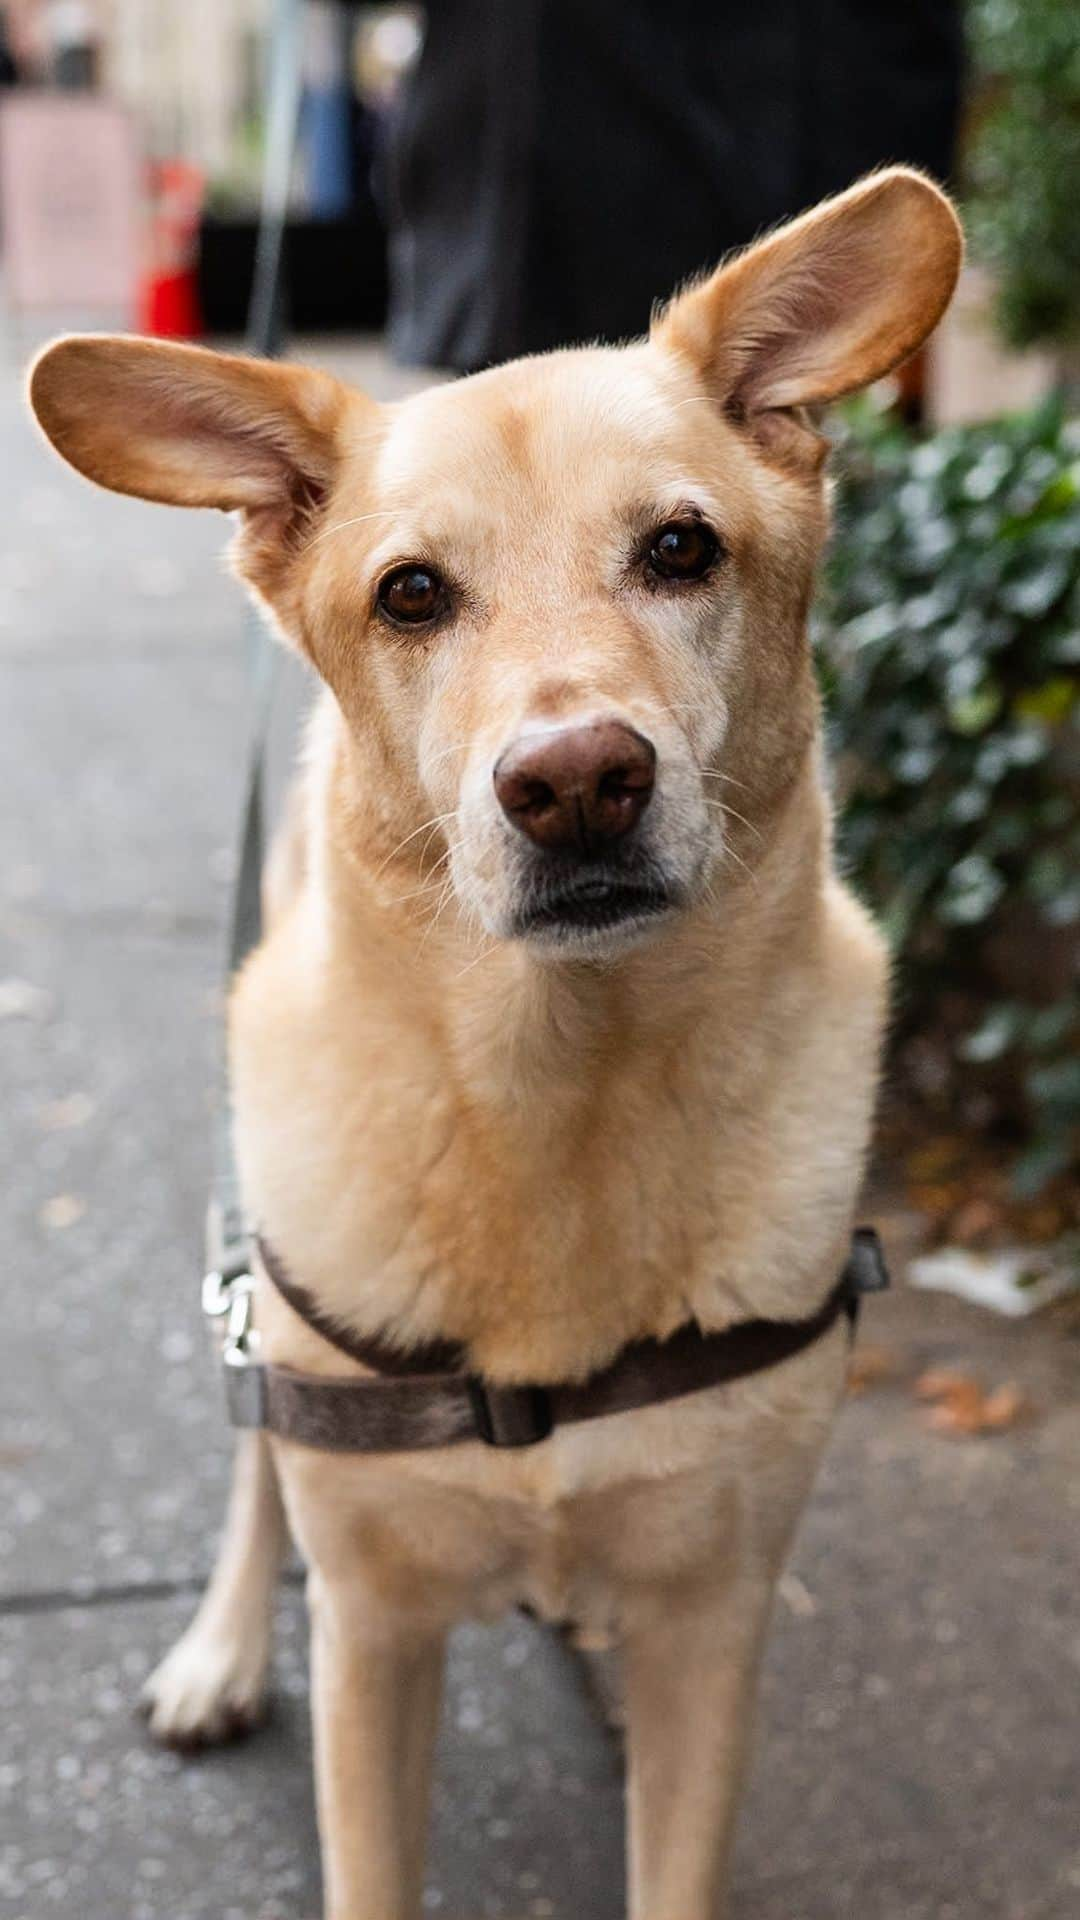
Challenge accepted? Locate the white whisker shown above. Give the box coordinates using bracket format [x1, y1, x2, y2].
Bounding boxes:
[454, 940, 498, 983]
[422, 739, 469, 775]
[700, 767, 754, 796]
[310, 509, 398, 545]
[391, 864, 452, 908]
[705, 796, 762, 843]
[373, 811, 459, 881]
[722, 840, 760, 894]
[416, 845, 469, 955]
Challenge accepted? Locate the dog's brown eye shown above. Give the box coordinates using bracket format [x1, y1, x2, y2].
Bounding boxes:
[377, 564, 445, 625]
[648, 519, 720, 582]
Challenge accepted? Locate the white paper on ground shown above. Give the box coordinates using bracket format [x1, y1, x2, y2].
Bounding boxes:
[908, 1246, 1079, 1318]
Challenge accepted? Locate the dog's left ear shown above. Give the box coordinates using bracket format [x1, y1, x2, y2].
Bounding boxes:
[654, 167, 962, 425]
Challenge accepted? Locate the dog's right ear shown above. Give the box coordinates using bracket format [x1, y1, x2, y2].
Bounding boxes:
[28, 333, 348, 522]
[29, 335, 362, 634]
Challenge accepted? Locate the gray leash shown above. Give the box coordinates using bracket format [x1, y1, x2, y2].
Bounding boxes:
[203, 0, 304, 1340]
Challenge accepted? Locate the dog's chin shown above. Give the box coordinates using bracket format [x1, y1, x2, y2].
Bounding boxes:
[508, 875, 683, 958]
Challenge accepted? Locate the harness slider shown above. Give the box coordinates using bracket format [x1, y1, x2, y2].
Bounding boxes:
[468, 1378, 554, 1448]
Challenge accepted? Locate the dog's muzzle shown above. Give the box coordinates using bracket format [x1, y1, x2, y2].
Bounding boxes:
[510, 863, 679, 940]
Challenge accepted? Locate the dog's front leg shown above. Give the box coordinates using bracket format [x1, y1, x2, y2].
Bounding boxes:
[309, 1572, 447, 1920]
[141, 1430, 288, 1745]
[623, 1574, 775, 1920]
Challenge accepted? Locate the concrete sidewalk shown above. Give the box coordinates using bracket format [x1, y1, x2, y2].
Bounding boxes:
[2, 339, 1078, 1920]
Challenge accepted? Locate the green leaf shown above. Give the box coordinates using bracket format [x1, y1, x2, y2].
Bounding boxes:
[948, 684, 1004, 735]
[962, 444, 1013, 501]
[937, 855, 1007, 926]
[960, 1005, 1022, 1063]
[1046, 882, 1080, 925]
[893, 746, 939, 784]
[1010, 1136, 1073, 1200]
[1000, 557, 1072, 617]
[1026, 851, 1070, 900]
[1027, 1058, 1080, 1110]
[944, 785, 992, 826]
[1014, 676, 1079, 723]
[1026, 1003, 1078, 1050]
[1005, 725, 1051, 767]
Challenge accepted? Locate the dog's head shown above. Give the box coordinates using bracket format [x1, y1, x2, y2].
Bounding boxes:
[30, 170, 960, 957]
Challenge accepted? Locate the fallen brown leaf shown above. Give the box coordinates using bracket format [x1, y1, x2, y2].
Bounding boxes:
[847, 1345, 898, 1395]
[778, 1572, 817, 1618]
[914, 1367, 973, 1402]
[1021, 1202, 1069, 1242]
[947, 1197, 1001, 1246]
[907, 1181, 965, 1220]
[915, 1367, 1032, 1438]
[981, 1383, 1028, 1430]
[926, 1383, 986, 1436]
[905, 1136, 967, 1181]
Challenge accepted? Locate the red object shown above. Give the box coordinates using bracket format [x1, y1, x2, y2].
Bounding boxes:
[138, 159, 204, 338]
[138, 267, 202, 339]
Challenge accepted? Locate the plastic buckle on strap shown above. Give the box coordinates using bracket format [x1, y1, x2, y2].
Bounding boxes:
[848, 1227, 890, 1295]
[839, 1226, 890, 1336]
[468, 1378, 554, 1448]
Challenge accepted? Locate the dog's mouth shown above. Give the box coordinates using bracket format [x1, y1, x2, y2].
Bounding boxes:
[511, 870, 679, 943]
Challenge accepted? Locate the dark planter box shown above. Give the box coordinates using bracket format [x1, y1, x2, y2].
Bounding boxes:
[198, 211, 389, 334]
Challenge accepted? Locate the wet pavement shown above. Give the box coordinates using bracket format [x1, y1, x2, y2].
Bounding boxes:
[2, 337, 1078, 1920]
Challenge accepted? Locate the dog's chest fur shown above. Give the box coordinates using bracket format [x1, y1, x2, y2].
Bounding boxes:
[230, 831, 886, 1389]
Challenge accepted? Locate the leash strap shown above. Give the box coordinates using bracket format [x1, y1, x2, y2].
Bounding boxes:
[204, 0, 304, 1295]
[207, 1230, 889, 1454]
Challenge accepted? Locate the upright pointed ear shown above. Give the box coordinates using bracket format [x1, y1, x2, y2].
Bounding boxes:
[28, 333, 348, 523]
[29, 335, 358, 633]
[654, 168, 962, 430]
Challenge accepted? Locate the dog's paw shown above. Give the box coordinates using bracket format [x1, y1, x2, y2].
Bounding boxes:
[138, 1625, 270, 1751]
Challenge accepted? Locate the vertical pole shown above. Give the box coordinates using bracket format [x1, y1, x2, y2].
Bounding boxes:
[247, 0, 304, 361]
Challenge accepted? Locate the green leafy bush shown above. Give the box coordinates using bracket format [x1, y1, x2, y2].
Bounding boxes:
[815, 400, 1080, 1196]
[966, 0, 1080, 351]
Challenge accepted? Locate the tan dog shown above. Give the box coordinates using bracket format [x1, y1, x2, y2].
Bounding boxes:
[31, 169, 961, 1920]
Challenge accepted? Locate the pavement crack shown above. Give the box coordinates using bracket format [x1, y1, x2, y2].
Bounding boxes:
[0, 1567, 304, 1618]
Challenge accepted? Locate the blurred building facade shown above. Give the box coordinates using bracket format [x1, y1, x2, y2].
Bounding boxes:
[103, 0, 263, 183]
[3, 0, 266, 193]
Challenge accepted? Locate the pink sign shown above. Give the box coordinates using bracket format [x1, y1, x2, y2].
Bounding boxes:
[0, 93, 139, 314]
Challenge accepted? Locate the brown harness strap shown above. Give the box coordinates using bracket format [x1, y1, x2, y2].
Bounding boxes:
[216, 1229, 888, 1453]
[257, 1235, 466, 1376]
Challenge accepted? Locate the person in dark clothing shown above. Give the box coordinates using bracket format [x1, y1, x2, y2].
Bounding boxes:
[385, 0, 963, 372]
[0, 16, 18, 86]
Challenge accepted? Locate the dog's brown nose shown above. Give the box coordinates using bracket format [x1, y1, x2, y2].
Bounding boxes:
[494, 720, 656, 853]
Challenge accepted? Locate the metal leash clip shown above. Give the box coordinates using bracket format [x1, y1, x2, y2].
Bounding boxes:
[201, 1265, 256, 1366]
[202, 1264, 266, 1428]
